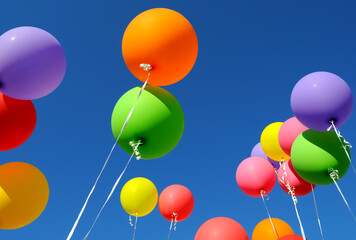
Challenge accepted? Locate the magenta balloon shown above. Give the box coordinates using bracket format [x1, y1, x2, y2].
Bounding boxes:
[278, 117, 308, 156]
[291, 72, 353, 131]
[0, 27, 66, 100]
[236, 157, 276, 197]
[277, 160, 316, 197]
[251, 142, 280, 169]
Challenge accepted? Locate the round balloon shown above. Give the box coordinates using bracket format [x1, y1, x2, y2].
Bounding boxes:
[0, 93, 36, 151]
[278, 117, 308, 156]
[277, 160, 316, 196]
[278, 235, 304, 240]
[236, 157, 276, 197]
[195, 217, 249, 240]
[291, 71, 353, 131]
[158, 184, 194, 222]
[120, 177, 158, 217]
[252, 218, 294, 240]
[291, 129, 350, 185]
[0, 162, 49, 229]
[251, 142, 280, 169]
[261, 122, 290, 161]
[0, 26, 66, 100]
[122, 8, 198, 86]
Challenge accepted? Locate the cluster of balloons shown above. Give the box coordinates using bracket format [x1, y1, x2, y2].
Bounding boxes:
[0, 26, 66, 229]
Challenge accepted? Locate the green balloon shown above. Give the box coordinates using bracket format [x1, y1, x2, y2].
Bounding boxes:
[291, 129, 350, 185]
[111, 85, 184, 159]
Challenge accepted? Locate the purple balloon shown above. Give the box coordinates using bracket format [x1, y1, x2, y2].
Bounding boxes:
[0, 27, 66, 100]
[291, 72, 353, 131]
[251, 142, 280, 169]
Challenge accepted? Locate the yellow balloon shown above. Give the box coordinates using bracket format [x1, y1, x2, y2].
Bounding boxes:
[260, 122, 290, 161]
[120, 177, 158, 217]
[0, 162, 49, 229]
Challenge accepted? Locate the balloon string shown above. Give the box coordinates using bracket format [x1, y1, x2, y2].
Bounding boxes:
[83, 152, 135, 240]
[261, 191, 279, 239]
[328, 121, 356, 175]
[66, 70, 150, 240]
[132, 216, 138, 240]
[291, 195, 306, 240]
[311, 185, 324, 240]
[329, 169, 356, 222]
[167, 213, 178, 240]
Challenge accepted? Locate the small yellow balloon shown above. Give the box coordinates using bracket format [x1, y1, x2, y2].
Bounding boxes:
[120, 177, 158, 217]
[261, 122, 290, 161]
[0, 162, 49, 229]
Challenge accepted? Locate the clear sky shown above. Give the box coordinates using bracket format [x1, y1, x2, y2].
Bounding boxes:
[1, 0, 356, 239]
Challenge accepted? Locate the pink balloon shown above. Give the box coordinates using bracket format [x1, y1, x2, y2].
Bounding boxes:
[158, 184, 194, 222]
[236, 157, 276, 197]
[277, 160, 316, 196]
[195, 217, 249, 240]
[278, 117, 308, 156]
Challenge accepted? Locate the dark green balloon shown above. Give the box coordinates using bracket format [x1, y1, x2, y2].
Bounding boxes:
[291, 129, 350, 185]
[111, 85, 184, 159]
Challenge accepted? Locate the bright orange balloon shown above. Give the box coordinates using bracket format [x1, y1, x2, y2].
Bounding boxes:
[252, 218, 294, 240]
[122, 8, 198, 86]
[0, 162, 49, 229]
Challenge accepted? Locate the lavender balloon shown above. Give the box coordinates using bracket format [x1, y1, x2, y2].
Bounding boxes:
[0, 27, 66, 100]
[251, 142, 280, 169]
[291, 72, 353, 131]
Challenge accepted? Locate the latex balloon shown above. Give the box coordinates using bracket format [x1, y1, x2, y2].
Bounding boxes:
[0, 26, 66, 100]
[120, 177, 158, 217]
[277, 160, 316, 196]
[0, 93, 36, 151]
[278, 117, 308, 156]
[194, 217, 249, 240]
[278, 235, 304, 240]
[122, 8, 198, 86]
[236, 157, 276, 197]
[158, 184, 194, 222]
[252, 218, 294, 240]
[291, 129, 350, 185]
[111, 85, 184, 159]
[261, 122, 290, 161]
[251, 142, 280, 169]
[291, 71, 353, 131]
[0, 162, 49, 229]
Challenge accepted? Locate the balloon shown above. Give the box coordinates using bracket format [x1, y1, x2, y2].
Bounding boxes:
[0, 162, 49, 229]
[158, 184, 194, 222]
[251, 142, 280, 169]
[278, 235, 304, 240]
[261, 122, 290, 161]
[120, 177, 158, 217]
[277, 160, 316, 196]
[291, 71, 353, 131]
[236, 157, 276, 197]
[291, 129, 350, 185]
[194, 217, 249, 240]
[111, 85, 184, 159]
[252, 218, 294, 240]
[278, 117, 308, 156]
[0, 93, 36, 151]
[122, 8, 198, 86]
[0, 26, 66, 100]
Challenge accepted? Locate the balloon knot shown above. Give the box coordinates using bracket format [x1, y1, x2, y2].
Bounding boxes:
[329, 168, 340, 181]
[140, 63, 152, 71]
[129, 140, 143, 160]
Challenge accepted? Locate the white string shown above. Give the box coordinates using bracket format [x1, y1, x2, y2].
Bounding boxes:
[291, 195, 306, 240]
[329, 169, 356, 222]
[167, 213, 178, 240]
[83, 152, 135, 240]
[132, 216, 138, 240]
[311, 185, 324, 240]
[66, 71, 150, 240]
[261, 191, 279, 239]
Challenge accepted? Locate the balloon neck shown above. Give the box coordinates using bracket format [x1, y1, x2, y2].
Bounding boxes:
[328, 168, 340, 181]
[140, 63, 152, 72]
[129, 140, 143, 160]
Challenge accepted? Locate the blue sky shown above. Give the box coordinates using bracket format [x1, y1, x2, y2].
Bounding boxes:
[1, 0, 356, 239]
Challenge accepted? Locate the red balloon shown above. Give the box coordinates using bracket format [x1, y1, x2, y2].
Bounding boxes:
[195, 217, 249, 240]
[278, 235, 305, 240]
[0, 93, 36, 151]
[158, 184, 194, 222]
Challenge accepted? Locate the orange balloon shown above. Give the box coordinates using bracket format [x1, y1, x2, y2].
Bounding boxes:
[0, 162, 49, 229]
[252, 218, 294, 240]
[122, 8, 198, 86]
